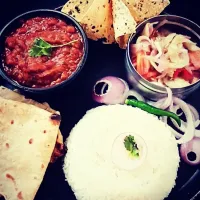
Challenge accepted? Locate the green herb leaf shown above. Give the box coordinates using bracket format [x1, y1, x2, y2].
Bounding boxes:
[29, 38, 78, 57]
[124, 135, 139, 158]
[29, 38, 52, 57]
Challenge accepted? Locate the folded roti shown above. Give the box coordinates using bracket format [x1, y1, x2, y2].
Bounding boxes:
[0, 95, 61, 200]
[62, 0, 115, 44]
[122, 0, 170, 23]
[112, 0, 137, 49]
[0, 86, 63, 151]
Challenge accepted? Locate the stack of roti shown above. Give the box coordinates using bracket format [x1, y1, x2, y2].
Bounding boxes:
[62, 0, 170, 48]
[0, 87, 64, 200]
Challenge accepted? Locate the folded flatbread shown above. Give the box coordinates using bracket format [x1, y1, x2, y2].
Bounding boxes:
[0, 86, 64, 163]
[121, 0, 170, 23]
[112, 0, 137, 48]
[62, 0, 115, 44]
[0, 87, 62, 200]
[62, 0, 94, 21]
[62, 0, 170, 48]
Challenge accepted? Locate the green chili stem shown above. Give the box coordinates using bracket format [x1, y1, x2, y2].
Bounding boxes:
[125, 99, 181, 127]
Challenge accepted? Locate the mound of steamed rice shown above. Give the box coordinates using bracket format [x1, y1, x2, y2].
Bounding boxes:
[63, 105, 180, 200]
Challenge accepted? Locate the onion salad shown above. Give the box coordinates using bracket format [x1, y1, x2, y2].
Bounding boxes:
[130, 22, 200, 88]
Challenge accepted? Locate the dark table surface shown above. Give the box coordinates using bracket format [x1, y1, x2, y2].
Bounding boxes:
[0, 0, 200, 200]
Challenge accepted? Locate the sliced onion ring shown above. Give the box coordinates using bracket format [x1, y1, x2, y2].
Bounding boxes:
[153, 87, 172, 109]
[170, 97, 195, 144]
[188, 104, 200, 121]
[169, 126, 183, 139]
[93, 76, 129, 105]
[180, 137, 200, 166]
[126, 89, 145, 102]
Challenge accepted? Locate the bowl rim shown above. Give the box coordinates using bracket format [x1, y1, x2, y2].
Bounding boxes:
[0, 9, 89, 92]
[126, 14, 200, 94]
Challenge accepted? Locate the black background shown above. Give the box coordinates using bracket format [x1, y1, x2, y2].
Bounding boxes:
[1, 0, 200, 200]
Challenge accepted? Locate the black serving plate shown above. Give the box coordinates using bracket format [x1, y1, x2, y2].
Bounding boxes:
[1, 0, 200, 200]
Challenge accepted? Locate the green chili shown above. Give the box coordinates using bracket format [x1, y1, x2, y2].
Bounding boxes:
[125, 99, 181, 127]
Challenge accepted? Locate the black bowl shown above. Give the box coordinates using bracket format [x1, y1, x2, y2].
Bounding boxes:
[0, 9, 88, 93]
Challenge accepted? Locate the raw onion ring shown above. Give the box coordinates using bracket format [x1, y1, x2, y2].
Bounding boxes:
[126, 89, 145, 102]
[93, 76, 129, 105]
[180, 137, 200, 165]
[153, 87, 172, 109]
[188, 104, 199, 121]
[170, 97, 195, 144]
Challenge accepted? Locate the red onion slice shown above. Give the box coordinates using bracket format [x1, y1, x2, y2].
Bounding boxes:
[169, 126, 183, 139]
[171, 97, 195, 144]
[170, 119, 186, 133]
[93, 76, 145, 105]
[169, 104, 186, 133]
[93, 76, 129, 105]
[195, 120, 200, 128]
[195, 130, 200, 137]
[126, 89, 145, 102]
[152, 87, 172, 110]
[188, 104, 200, 121]
[180, 137, 200, 165]
[172, 105, 183, 117]
[161, 115, 184, 139]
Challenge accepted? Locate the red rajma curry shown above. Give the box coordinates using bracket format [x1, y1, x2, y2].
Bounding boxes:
[3, 17, 84, 88]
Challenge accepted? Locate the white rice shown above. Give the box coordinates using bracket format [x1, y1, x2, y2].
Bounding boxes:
[63, 105, 180, 200]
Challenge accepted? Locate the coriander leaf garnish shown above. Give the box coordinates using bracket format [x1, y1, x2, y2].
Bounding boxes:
[124, 135, 139, 158]
[29, 38, 78, 57]
[29, 38, 52, 57]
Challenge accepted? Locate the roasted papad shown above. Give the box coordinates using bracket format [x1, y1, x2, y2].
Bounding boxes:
[62, 0, 170, 48]
[121, 0, 170, 23]
[112, 0, 137, 48]
[62, 0, 115, 44]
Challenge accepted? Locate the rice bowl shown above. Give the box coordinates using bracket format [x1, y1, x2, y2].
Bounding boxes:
[63, 105, 180, 200]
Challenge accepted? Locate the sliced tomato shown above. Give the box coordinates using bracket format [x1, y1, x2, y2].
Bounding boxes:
[143, 70, 159, 81]
[136, 51, 150, 76]
[189, 50, 200, 69]
[193, 70, 200, 79]
[173, 69, 182, 79]
[173, 68, 193, 82]
[143, 58, 151, 75]
[181, 69, 193, 82]
[136, 51, 143, 75]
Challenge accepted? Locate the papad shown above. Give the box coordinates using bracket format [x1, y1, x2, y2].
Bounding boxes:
[62, 0, 94, 21]
[122, 0, 170, 23]
[62, 0, 115, 44]
[112, 0, 137, 49]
